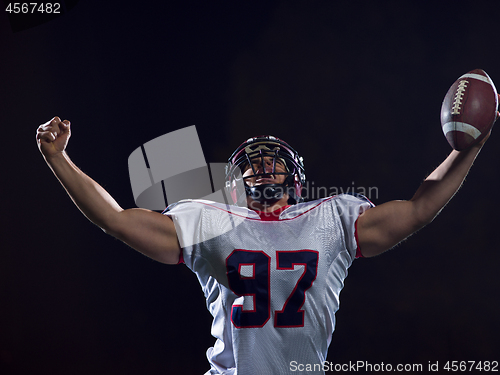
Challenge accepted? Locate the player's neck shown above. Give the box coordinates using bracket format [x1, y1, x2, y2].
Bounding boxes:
[246, 195, 290, 213]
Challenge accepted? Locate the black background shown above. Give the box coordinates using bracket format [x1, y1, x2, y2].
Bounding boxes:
[1, 1, 499, 374]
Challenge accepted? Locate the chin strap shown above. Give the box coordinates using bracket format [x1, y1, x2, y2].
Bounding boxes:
[246, 184, 286, 204]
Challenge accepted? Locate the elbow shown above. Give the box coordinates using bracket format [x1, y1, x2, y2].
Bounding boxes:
[95, 212, 124, 239]
[101, 226, 115, 236]
[410, 211, 436, 232]
[410, 199, 444, 229]
[101, 221, 124, 240]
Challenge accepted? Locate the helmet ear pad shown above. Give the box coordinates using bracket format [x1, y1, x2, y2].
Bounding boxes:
[285, 173, 304, 204]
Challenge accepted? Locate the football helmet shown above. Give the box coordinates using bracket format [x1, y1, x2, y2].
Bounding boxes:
[225, 135, 306, 205]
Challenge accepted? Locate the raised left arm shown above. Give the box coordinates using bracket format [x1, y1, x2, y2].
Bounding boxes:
[356, 142, 484, 257]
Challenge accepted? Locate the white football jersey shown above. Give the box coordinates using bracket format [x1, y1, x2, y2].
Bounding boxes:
[164, 194, 373, 375]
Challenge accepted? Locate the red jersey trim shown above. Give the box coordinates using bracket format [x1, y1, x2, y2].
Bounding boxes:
[177, 249, 185, 264]
[354, 217, 363, 258]
[254, 205, 291, 221]
[190, 197, 336, 222]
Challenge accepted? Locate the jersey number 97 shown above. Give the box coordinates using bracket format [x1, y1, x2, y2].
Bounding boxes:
[226, 249, 319, 328]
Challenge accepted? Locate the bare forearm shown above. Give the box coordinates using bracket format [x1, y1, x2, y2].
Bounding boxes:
[45, 151, 123, 230]
[410, 144, 482, 224]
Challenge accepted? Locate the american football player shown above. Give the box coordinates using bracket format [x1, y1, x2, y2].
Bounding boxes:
[37, 117, 488, 374]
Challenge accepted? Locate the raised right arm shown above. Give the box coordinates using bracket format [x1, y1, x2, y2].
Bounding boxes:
[36, 117, 181, 264]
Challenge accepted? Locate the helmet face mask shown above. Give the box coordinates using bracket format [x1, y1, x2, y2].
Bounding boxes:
[225, 136, 306, 206]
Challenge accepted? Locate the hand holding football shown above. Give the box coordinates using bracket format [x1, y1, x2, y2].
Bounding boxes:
[440, 69, 498, 151]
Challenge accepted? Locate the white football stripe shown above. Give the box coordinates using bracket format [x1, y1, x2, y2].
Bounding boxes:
[442, 122, 481, 139]
[459, 73, 491, 84]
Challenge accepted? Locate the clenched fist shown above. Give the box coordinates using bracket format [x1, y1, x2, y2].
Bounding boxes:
[36, 116, 71, 159]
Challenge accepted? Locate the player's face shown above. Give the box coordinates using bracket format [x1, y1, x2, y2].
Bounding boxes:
[242, 156, 287, 187]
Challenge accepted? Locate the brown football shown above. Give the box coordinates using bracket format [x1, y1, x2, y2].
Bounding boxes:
[440, 69, 498, 151]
